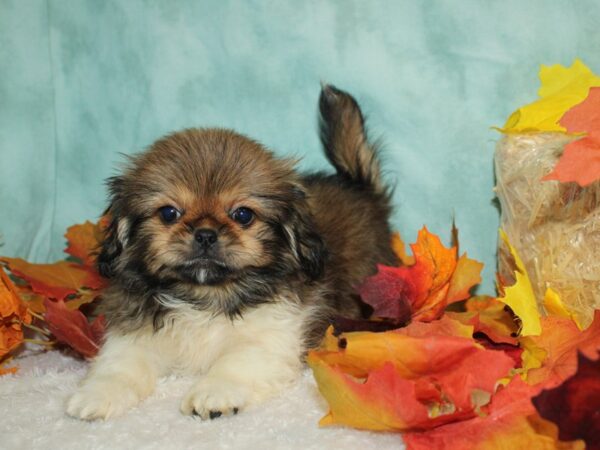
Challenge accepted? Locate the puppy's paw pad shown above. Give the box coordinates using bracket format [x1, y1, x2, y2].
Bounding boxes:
[181, 378, 248, 420]
[67, 380, 139, 421]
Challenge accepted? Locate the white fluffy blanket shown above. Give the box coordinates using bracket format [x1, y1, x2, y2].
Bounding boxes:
[0, 352, 404, 449]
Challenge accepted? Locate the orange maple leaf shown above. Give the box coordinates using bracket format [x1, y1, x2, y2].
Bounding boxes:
[403, 377, 584, 450]
[391, 232, 415, 265]
[359, 227, 483, 322]
[1, 268, 32, 371]
[64, 220, 105, 266]
[308, 318, 514, 432]
[0, 258, 105, 301]
[523, 312, 600, 388]
[0, 218, 106, 318]
[447, 296, 519, 345]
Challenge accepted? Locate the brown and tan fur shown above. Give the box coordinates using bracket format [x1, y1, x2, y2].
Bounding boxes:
[66, 85, 396, 421]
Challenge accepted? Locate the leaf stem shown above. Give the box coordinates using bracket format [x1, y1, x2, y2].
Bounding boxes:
[23, 339, 56, 347]
[27, 309, 45, 321]
[16, 320, 52, 336]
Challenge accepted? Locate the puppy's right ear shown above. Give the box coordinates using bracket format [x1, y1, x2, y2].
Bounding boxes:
[97, 176, 129, 278]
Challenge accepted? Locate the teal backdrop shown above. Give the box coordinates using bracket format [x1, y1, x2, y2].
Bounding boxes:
[2, 0, 600, 293]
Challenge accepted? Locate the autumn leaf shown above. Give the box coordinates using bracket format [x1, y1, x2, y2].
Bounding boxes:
[447, 296, 519, 345]
[394, 314, 474, 340]
[1, 268, 31, 362]
[391, 232, 415, 265]
[542, 86, 600, 186]
[64, 220, 104, 266]
[0, 218, 107, 361]
[357, 264, 413, 323]
[359, 227, 482, 323]
[496, 230, 541, 336]
[14, 284, 46, 315]
[0, 258, 105, 300]
[0, 364, 18, 376]
[446, 254, 483, 304]
[43, 298, 105, 358]
[309, 358, 476, 431]
[411, 228, 457, 306]
[500, 59, 600, 133]
[544, 288, 583, 330]
[523, 311, 600, 387]
[532, 353, 600, 450]
[308, 319, 514, 431]
[403, 378, 584, 450]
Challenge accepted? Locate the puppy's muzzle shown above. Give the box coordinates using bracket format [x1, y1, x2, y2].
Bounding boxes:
[194, 228, 218, 249]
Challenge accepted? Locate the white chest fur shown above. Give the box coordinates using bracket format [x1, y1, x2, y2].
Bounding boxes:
[98, 296, 310, 377]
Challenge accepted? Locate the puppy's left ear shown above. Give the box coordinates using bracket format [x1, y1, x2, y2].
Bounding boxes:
[284, 188, 327, 280]
[96, 176, 130, 278]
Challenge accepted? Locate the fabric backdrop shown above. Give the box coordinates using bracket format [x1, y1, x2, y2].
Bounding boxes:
[2, 0, 600, 293]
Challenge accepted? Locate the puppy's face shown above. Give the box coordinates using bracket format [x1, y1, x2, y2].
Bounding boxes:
[99, 129, 324, 309]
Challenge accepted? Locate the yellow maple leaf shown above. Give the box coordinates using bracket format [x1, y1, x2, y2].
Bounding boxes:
[543, 288, 583, 330]
[496, 230, 541, 336]
[500, 59, 600, 133]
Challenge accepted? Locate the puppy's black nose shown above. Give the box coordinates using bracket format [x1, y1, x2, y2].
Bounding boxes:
[194, 228, 218, 247]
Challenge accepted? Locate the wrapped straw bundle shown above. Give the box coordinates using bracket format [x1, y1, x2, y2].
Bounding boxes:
[495, 60, 600, 327]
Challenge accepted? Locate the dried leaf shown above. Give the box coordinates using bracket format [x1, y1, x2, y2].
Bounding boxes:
[308, 320, 514, 431]
[309, 358, 474, 431]
[14, 285, 46, 314]
[43, 298, 105, 358]
[64, 220, 104, 266]
[500, 59, 600, 133]
[497, 230, 541, 336]
[533, 353, 600, 450]
[403, 378, 584, 450]
[394, 315, 474, 340]
[391, 232, 415, 265]
[331, 316, 408, 334]
[360, 227, 482, 323]
[446, 254, 484, 303]
[0, 365, 17, 376]
[1, 268, 31, 366]
[524, 312, 600, 387]
[447, 296, 519, 345]
[0, 258, 104, 300]
[357, 264, 413, 322]
[542, 87, 600, 186]
[411, 228, 457, 304]
[544, 288, 583, 330]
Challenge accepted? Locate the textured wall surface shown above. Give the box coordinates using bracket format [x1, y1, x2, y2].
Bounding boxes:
[2, 0, 600, 292]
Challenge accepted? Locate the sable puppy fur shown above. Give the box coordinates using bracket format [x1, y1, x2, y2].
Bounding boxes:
[67, 85, 397, 421]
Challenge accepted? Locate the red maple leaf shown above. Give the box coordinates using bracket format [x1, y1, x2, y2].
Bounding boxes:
[43, 298, 105, 358]
[543, 87, 600, 186]
[533, 353, 600, 450]
[308, 317, 515, 432]
[403, 377, 583, 450]
[358, 227, 482, 323]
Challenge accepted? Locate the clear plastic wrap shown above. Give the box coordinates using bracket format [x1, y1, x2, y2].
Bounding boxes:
[495, 132, 600, 326]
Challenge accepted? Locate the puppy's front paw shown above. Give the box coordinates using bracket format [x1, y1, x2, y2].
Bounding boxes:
[181, 377, 250, 420]
[67, 378, 141, 421]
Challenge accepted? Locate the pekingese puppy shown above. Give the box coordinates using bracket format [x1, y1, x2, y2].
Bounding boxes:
[67, 85, 397, 420]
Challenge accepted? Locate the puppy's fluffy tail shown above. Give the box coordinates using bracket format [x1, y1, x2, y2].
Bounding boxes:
[319, 84, 386, 195]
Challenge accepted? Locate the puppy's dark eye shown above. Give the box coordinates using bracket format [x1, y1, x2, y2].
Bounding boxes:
[231, 207, 254, 226]
[159, 205, 181, 224]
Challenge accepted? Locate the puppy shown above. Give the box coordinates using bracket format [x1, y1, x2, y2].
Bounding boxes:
[67, 85, 397, 420]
